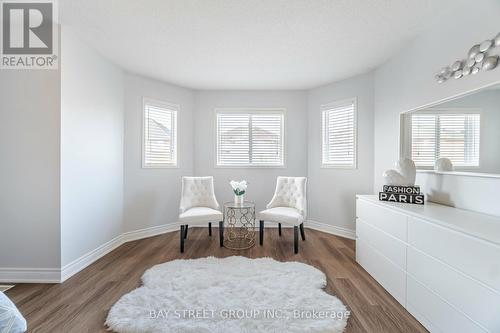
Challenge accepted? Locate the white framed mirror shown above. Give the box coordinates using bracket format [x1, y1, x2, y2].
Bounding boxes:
[400, 83, 500, 178]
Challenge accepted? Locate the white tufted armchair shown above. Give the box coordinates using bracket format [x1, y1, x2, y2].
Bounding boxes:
[178, 176, 223, 252]
[258, 176, 307, 254]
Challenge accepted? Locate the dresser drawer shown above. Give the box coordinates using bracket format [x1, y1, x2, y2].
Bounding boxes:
[356, 199, 407, 241]
[407, 275, 486, 333]
[356, 218, 406, 269]
[408, 217, 500, 292]
[408, 246, 500, 332]
[356, 239, 406, 306]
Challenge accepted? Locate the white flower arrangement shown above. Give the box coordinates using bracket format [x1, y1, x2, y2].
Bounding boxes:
[230, 180, 247, 196]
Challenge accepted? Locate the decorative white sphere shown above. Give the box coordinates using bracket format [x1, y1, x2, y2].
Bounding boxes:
[482, 55, 499, 71]
[468, 44, 480, 59]
[453, 70, 463, 79]
[434, 158, 454, 172]
[475, 52, 485, 63]
[451, 60, 463, 71]
[466, 58, 476, 68]
[479, 40, 493, 52]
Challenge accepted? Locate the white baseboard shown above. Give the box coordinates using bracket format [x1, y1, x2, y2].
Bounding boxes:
[1, 222, 180, 284]
[0, 267, 61, 284]
[1, 220, 355, 283]
[260, 220, 355, 239]
[60, 222, 180, 282]
[306, 220, 356, 240]
[60, 234, 124, 282]
[121, 222, 180, 243]
[0, 285, 15, 292]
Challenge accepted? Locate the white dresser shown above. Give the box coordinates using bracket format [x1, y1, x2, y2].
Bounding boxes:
[356, 195, 500, 333]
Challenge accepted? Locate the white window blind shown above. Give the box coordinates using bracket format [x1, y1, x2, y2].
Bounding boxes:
[411, 113, 480, 167]
[216, 110, 284, 167]
[321, 99, 357, 168]
[143, 99, 178, 168]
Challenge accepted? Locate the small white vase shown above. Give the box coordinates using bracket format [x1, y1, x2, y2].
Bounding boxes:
[234, 195, 244, 205]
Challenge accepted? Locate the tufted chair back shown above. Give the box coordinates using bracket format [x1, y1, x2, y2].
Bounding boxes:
[179, 176, 219, 213]
[267, 177, 307, 218]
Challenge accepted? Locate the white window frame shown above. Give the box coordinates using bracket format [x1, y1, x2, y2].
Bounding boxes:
[321, 97, 358, 169]
[402, 107, 481, 170]
[142, 97, 179, 168]
[214, 108, 286, 168]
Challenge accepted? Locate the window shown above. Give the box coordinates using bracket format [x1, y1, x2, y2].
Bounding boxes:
[143, 98, 178, 168]
[216, 109, 285, 167]
[321, 98, 357, 168]
[410, 112, 480, 167]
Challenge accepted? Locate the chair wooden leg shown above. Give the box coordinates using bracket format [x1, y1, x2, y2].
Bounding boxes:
[180, 225, 185, 253]
[278, 223, 282, 236]
[259, 220, 264, 245]
[208, 222, 212, 236]
[219, 221, 224, 247]
[294, 226, 299, 254]
[300, 223, 305, 241]
[184, 224, 189, 239]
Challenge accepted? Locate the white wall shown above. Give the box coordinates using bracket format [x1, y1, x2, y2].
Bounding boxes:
[123, 73, 194, 232]
[307, 73, 374, 232]
[6, 1, 500, 282]
[374, 0, 500, 216]
[193, 90, 308, 212]
[60, 28, 125, 266]
[0, 70, 61, 270]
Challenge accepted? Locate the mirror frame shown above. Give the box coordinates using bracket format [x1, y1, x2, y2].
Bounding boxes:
[398, 79, 500, 179]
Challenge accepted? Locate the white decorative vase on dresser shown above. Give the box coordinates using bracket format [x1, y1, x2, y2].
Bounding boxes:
[356, 195, 500, 333]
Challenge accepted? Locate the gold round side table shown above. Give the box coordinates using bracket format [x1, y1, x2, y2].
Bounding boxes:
[223, 201, 256, 250]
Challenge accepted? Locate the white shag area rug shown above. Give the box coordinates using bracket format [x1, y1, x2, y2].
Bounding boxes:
[106, 256, 349, 333]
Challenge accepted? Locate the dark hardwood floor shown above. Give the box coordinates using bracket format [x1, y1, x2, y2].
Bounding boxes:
[6, 228, 427, 333]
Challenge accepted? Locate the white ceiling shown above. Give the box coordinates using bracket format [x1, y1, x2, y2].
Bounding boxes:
[60, 0, 457, 90]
